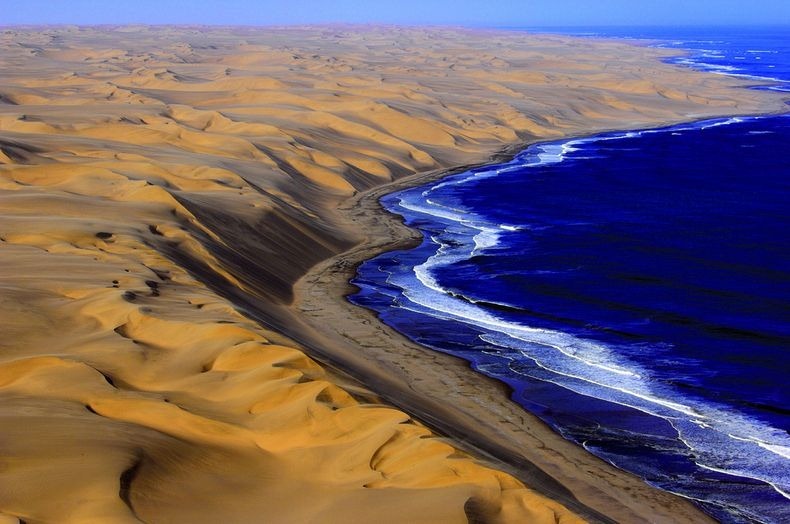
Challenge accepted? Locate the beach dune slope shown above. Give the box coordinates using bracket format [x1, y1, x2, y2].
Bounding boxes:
[0, 26, 783, 523]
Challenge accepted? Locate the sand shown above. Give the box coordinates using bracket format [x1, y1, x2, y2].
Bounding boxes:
[0, 25, 785, 523]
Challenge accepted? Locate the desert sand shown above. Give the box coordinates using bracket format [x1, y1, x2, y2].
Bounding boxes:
[0, 25, 785, 523]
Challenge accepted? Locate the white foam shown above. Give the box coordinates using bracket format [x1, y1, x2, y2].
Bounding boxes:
[692, 419, 714, 429]
[696, 462, 790, 502]
[679, 60, 740, 72]
[677, 55, 788, 85]
[758, 442, 790, 461]
[770, 482, 790, 501]
[720, 71, 787, 83]
[379, 121, 790, 506]
[505, 333, 641, 378]
[525, 351, 697, 416]
[399, 197, 468, 225]
[472, 227, 501, 255]
[700, 117, 744, 129]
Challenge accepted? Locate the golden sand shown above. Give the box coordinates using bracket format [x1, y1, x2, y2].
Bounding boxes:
[0, 25, 784, 523]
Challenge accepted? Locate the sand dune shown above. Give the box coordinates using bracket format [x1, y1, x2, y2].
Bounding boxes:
[0, 25, 785, 523]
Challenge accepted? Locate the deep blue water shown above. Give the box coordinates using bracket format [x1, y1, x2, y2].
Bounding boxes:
[350, 28, 790, 523]
[531, 26, 790, 93]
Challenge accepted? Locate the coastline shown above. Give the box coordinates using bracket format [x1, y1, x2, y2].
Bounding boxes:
[292, 110, 789, 522]
[292, 128, 723, 523]
[2, 25, 788, 522]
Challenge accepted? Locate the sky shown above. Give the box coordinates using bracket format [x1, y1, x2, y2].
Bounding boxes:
[2, 0, 789, 27]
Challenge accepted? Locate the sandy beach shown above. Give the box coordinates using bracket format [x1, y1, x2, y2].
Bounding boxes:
[0, 25, 786, 523]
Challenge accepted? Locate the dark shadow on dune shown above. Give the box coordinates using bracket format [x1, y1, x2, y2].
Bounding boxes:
[119, 451, 144, 520]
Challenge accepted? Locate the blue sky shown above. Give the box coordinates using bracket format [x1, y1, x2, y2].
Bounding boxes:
[2, 0, 789, 27]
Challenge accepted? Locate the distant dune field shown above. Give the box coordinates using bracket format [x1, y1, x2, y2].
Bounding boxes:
[0, 25, 783, 523]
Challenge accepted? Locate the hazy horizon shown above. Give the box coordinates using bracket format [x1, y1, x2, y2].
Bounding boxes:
[3, 0, 789, 28]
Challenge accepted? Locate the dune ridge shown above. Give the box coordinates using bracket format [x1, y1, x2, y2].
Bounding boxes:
[0, 25, 785, 523]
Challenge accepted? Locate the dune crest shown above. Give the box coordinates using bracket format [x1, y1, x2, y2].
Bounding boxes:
[0, 25, 784, 523]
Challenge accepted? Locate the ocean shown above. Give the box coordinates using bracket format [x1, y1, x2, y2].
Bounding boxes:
[349, 27, 789, 523]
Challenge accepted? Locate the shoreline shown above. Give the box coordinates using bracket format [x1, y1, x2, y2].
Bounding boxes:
[3, 25, 788, 522]
[290, 119, 760, 523]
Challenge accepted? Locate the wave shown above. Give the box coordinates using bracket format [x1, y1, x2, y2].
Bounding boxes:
[377, 119, 790, 509]
[700, 116, 746, 129]
[668, 49, 790, 90]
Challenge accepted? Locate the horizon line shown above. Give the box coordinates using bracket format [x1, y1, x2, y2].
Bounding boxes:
[2, 22, 790, 29]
